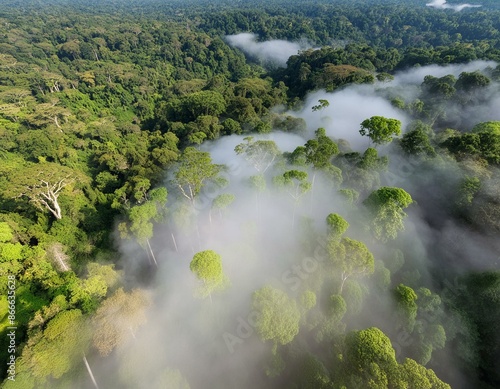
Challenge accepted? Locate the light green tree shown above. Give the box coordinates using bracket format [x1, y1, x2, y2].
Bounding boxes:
[360, 116, 402, 146]
[329, 237, 375, 294]
[274, 170, 311, 227]
[326, 213, 349, 241]
[118, 187, 168, 266]
[235, 137, 281, 174]
[174, 147, 223, 206]
[210, 193, 235, 224]
[394, 283, 418, 332]
[363, 186, 413, 241]
[189, 250, 229, 300]
[8, 163, 83, 220]
[304, 128, 340, 204]
[22, 309, 91, 380]
[252, 286, 301, 350]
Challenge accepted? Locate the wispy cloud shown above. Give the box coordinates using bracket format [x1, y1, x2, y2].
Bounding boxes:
[225, 33, 310, 67]
[426, 0, 481, 11]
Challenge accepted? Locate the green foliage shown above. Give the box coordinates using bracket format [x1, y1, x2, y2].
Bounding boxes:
[5, 162, 86, 220]
[294, 353, 332, 389]
[28, 295, 69, 330]
[394, 284, 418, 332]
[304, 129, 339, 169]
[120, 187, 168, 245]
[399, 358, 451, 389]
[344, 327, 396, 371]
[364, 187, 413, 241]
[328, 236, 374, 294]
[0, 222, 14, 242]
[0, 2, 496, 387]
[68, 271, 108, 313]
[249, 174, 266, 192]
[326, 213, 349, 240]
[358, 148, 388, 171]
[274, 170, 311, 200]
[190, 250, 229, 298]
[92, 288, 151, 356]
[373, 260, 391, 291]
[300, 290, 317, 311]
[359, 116, 402, 146]
[252, 286, 301, 347]
[453, 271, 500, 385]
[400, 129, 436, 157]
[235, 137, 281, 173]
[212, 193, 235, 212]
[23, 309, 90, 380]
[338, 188, 360, 205]
[312, 99, 330, 112]
[0, 241, 23, 262]
[472, 121, 500, 135]
[174, 147, 222, 203]
[456, 71, 491, 92]
[443, 130, 500, 164]
[328, 294, 347, 322]
[222, 118, 242, 135]
[340, 327, 450, 388]
[456, 176, 481, 207]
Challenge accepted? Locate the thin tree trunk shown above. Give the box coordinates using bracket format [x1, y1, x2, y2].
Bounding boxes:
[146, 239, 158, 267]
[339, 273, 349, 294]
[56, 252, 69, 271]
[83, 354, 99, 389]
[171, 232, 178, 252]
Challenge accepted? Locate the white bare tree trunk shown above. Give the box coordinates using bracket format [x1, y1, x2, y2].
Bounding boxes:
[146, 239, 158, 267]
[83, 354, 99, 389]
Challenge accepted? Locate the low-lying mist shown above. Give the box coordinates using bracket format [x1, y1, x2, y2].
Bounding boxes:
[225, 33, 312, 67]
[100, 61, 500, 389]
[426, 0, 482, 12]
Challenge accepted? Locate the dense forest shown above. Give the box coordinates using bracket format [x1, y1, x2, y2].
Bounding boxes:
[0, 0, 499, 388]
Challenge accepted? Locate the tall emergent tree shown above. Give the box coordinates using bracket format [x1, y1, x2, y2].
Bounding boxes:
[190, 250, 229, 300]
[326, 213, 374, 293]
[22, 309, 91, 381]
[252, 286, 301, 352]
[329, 237, 375, 294]
[304, 128, 339, 170]
[235, 137, 281, 173]
[118, 187, 168, 266]
[301, 128, 341, 207]
[360, 116, 402, 146]
[340, 327, 450, 388]
[9, 163, 82, 220]
[274, 170, 311, 227]
[173, 147, 223, 206]
[210, 193, 235, 224]
[363, 186, 413, 241]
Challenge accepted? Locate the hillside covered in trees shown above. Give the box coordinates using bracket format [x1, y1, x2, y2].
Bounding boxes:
[0, 0, 499, 388]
